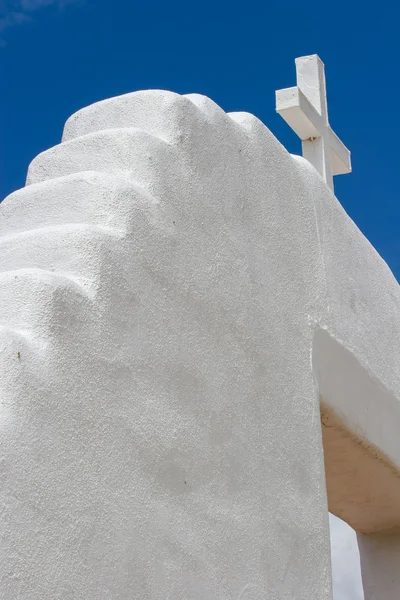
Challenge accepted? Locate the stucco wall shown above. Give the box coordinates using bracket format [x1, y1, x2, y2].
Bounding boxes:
[358, 529, 400, 600]
[0, 90, 399, 599]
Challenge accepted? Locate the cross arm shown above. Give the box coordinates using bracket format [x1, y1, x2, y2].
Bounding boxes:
[329, 129, 351, 175]
[275, 85, 324, 141]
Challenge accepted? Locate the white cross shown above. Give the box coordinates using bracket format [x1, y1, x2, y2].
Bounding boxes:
[276, 54, 351, 191]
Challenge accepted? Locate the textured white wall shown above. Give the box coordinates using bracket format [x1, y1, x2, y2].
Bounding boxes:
[358, 529, 400, 600]
[0, 90, 399, 599]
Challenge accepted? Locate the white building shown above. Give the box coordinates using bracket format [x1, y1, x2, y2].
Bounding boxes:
[0, 60, 399, 599]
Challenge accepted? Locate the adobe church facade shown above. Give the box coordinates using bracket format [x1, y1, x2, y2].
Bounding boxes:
[0, 87, 399, 599]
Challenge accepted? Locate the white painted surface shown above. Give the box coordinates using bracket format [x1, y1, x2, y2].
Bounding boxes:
[358, 529, 400, 600]
[276, 55, 351, 190]
[0, 89, 399, 599]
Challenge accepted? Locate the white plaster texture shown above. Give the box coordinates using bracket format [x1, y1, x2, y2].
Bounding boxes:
[0, 89, 399, 599]
[358, 529, 400, 600]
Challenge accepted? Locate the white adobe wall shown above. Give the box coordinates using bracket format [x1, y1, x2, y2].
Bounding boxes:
[357, 529, 400, 600]
[0, 90, 399, 600]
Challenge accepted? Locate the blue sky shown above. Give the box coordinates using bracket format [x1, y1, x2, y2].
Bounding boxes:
[1, 1, 399, 597]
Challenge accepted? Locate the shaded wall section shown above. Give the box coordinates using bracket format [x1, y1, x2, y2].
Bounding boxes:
[314, 327, 400, 534]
